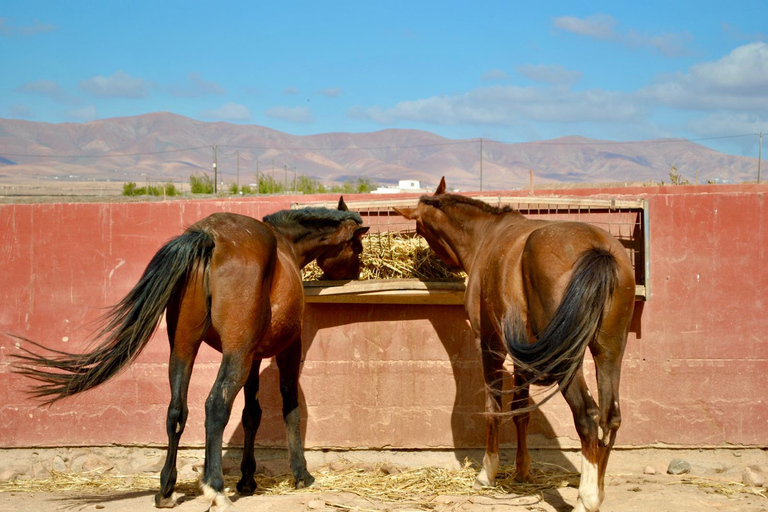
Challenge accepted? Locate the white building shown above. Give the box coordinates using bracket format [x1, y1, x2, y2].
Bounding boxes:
[371, 179, 425, 194]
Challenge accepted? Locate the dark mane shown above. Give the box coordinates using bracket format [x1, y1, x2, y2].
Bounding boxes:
[421, 194, 517, 215]
[263, 207, 362, 231]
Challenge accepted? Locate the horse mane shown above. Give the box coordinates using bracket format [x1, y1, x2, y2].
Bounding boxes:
[421, 194, 517, 216]
[263, 207, 362, 240]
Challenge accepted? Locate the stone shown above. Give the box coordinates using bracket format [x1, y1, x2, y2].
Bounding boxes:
[307, 499, 326, 510]
[51, 456, 67, 473]
[134, 456, 165, 473]
[743, 468, 765, 487]
[72, 453, 113, 473]
[329, 460, 351, 472]
[178, 463, 200, 481]
[667, 459, 691, 475]
[0, 467, 24, 484]
[643, 465, 656, 475]
[380, 463, 402, 475]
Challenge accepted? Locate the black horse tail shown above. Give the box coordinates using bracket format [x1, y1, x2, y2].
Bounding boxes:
[12, 227, 215, 405]
[503, 247, 618, 412]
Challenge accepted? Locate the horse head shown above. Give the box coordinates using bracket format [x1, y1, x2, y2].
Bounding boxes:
[392, 177, 463, 270]
[316, 197, 370, 280]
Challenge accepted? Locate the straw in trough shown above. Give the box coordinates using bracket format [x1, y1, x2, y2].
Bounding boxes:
[303, 231, 466, 281]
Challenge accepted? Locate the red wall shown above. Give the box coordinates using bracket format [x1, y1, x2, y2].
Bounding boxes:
[0, 185, 765, 449]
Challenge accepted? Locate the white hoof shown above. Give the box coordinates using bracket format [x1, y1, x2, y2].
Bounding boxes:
[202, 483, 237, 512]
[155, 491, 179, 508]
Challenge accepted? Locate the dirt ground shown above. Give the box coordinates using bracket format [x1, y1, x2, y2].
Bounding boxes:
[1, 448, 766, 512]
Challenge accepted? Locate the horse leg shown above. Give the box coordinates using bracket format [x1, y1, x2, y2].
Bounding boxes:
[592, 330, 628, 503]
[236, 359, 263, 495]
[276, 338, 314, 489]
[474, 337, 505, 489]
[155, 300, 205, 508]
[563, 369, 603, 512]
[201, 353, 253, 512]
[511, 368, 533, 483]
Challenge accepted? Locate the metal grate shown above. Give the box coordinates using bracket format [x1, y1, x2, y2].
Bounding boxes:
[294, 196, 650, 299]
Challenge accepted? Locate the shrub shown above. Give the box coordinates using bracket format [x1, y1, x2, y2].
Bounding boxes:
[190, 173, 214, 194]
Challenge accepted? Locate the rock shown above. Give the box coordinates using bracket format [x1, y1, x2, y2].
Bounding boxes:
[0, 467, 25, 484]
[329, 460, 351, 472]
[667, 459, 691, 475]
[743, 468, 765, 487]
[72, 453, 113, 473]
[222, 458, 239, 475]
[307, 499, 326, 510]
[178, 463, 200, 481]
[134, 456, 165, 474]
[51, 456, 67, 473]
[643, 465, 656, 475]
[380, 463, 402, 475]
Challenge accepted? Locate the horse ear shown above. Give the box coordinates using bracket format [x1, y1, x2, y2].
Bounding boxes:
[354, 226, 370, 239]
[434, 177, 446, 195]
[337, 196, 348, 211]
[392, 206, 418, 220]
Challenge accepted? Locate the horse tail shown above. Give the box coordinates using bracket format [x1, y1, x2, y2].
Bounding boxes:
[12, 227, 215, 405]
[503, 247, 618, 410]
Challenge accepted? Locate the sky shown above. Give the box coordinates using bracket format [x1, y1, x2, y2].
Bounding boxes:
[1, 0, 767, 157]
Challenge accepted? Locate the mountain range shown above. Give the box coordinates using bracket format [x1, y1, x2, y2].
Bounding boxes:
[0, 112, 761, 190]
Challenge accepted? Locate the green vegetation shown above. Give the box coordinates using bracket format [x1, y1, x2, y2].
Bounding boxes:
[668, 165, 690, 186]
[122, 181, 179, 197]
[189, 173, 214, 194]
[329, 177, 375, 194]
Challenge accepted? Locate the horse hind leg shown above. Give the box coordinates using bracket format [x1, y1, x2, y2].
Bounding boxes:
[474, 338, 505, 489]
[237, 359, 263, 495]
[276, 338, 314, 489]
[563, 369, 604, 512]
[155, 301, 206, 508]
[511, 369, 533, 483]
[201, 353, 254, 512]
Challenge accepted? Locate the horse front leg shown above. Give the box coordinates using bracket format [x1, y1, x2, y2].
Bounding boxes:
[276, 338, 314, 489]
[563, 369, 603, 512]
[474, 336, 505, 489]
[237, 359, 263, 495]
[201, 353, 253, 512]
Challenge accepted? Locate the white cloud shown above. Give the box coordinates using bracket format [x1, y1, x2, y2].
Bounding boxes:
[318, 87, 342, 98]
[65, 105, 98, 121]
[553, 13, 690, 57]
[169, 72, 226, 98]
[264, 105, 314, 123]
[351, 85, 642, 127]
[0, 17, 56, 37]
[553, 14, 616, 39]
[17, 79, 81, 104]
[200, 103, 251, 121]
[481, 69, 509, 81]
[640, 42, 768, 111]
[283, 87, 300, 95]
[517, 64, 582, 86]
[80, 70, 152, 99]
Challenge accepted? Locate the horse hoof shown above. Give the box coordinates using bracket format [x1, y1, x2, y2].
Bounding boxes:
[295, 471, 315, 489]
[154, 491, 179, 508]
[236, 478, 257, 495]
[513, 472, 534, 484]
[473, 477, 493, 490]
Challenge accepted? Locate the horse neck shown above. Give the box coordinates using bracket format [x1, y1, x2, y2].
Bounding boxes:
[434, 209, 498, 272]
[273, 225, 334, 268]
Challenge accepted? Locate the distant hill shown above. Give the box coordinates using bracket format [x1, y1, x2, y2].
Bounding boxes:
[0, 112, 760, 190]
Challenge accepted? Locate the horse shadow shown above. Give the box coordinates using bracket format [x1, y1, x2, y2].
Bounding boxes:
[221, 297, 629, 511]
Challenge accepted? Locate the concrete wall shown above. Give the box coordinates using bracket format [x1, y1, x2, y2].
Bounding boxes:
[0, 185, 765, 450]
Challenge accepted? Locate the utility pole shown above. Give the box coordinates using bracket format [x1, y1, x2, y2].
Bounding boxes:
[293, 166, 297, 193]
[759, 132, 763, 184]
[271, 159, 275, 194]
[479, 138, 484, 192]
[213, 144, 218, 194]
[256, 160, 260, 196]
[236, 150, 240, 189]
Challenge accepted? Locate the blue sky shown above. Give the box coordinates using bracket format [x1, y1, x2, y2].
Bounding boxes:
[1, 1, 767, 156]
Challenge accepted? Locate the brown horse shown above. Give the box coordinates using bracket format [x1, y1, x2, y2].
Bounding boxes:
[13, 198, 369, 512]
[395, 178, 635, 512]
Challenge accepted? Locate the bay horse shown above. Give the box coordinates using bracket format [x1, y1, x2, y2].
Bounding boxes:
[395, 178, 635, 512]
[13, 198, 369, 512]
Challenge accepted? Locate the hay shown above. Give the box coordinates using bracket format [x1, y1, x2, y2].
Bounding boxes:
[303, 231, 466, 281]
[679, 476, 768, 500]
